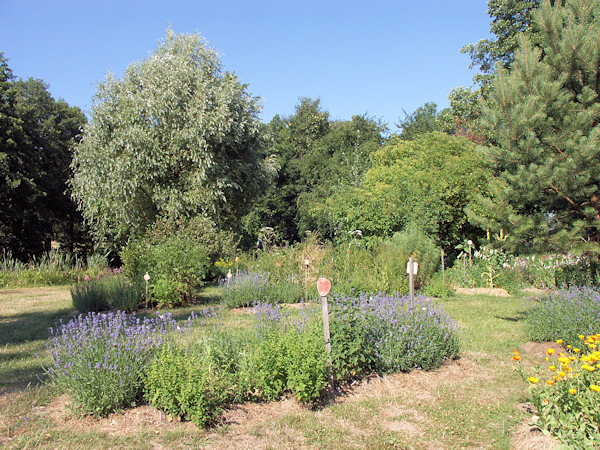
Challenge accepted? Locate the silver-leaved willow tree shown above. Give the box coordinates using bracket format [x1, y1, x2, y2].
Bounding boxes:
[71, 29, 269, 251]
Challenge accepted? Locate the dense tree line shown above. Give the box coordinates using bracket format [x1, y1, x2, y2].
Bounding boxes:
[3, 0, 599, 262]
[0, 53, 87, 260]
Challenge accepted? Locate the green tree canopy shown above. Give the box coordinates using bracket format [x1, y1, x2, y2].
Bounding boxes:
[242, 98, 385, 245]
[71, 30, 267, 251]
[322, 132, 492, 251]
[474, 0, 600, 254]
[0, 53, 87, 259]
[395, 102, 454, 140]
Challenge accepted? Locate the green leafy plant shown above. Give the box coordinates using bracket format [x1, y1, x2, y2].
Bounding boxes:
[144, 343, 232, 427]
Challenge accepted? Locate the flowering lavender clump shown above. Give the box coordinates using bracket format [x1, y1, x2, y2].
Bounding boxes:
[527, 286, 600, 346]
[252, 301, 288, 336]
[220, 271, 269, 308]
[220, 270, 302, 308]
[46, 310, 195, 416]
[329, 292, 459, 377]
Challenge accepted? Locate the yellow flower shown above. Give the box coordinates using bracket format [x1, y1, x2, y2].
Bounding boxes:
[583, 364, 596, 372]
[528, 377, 539, 384]
[567, 345, 572, 349]
[557, 339, 563, 344]
[590, 344, 597, 349]
[547, 348, 555, 355]
[545, 357, 550, 361]
[579, 335, 585, 340]
[559, 356, 570, 364]
[513, 355, 521, 361]
[547, 380, 555, 386]
[590, 385, 600, 392]
[569, 389, 576, 395]
[559, 371, 566, 378]
[549, 365, 556, 372]
[573, 348, 580, 353]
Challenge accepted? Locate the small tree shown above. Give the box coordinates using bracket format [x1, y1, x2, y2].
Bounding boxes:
[71, 30, 266, 251]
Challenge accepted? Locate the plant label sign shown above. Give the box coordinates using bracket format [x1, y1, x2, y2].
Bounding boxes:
[406, 261, 419, 275]
[317, 277, 331, 297]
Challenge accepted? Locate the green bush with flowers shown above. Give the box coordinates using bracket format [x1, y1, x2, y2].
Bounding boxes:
[514, 334, 600, 446]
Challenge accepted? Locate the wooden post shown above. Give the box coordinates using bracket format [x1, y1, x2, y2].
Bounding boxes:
[317, 278, 332, 356]
[143, 272, 150, 309]
[235, 256, 239, 277]
[408, 257, 415, 308]
[226, 269, 232, 289]
[441, 249, 445, 283]
[304, 259, 309, 306]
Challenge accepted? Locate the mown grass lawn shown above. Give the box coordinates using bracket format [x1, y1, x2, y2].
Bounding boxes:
[0, 286, 556, 449]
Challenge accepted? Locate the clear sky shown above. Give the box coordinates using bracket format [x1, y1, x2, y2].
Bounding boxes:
[0, 0, 491, 129]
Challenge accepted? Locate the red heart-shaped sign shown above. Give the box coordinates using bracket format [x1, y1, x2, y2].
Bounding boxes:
[317, 277, 331, 297]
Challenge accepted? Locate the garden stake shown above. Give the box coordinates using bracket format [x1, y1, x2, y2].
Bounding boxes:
[226, 269, 232, 289]
[317, 277, 334, 387]
[304, 258, 309, 306]
[441, 249, 445, 282]
[408, 257, 415, 308]
[235, 256, 239, 277]
[143, 272, 150, 309]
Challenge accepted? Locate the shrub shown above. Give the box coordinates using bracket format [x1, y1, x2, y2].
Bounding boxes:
[71, 275, 141, 313]
[422, 272, 455, 298]
[527, 287, 600, 347]
[46, 311, 195, 416]
[514, 338, 600, 446]
[144, 343, 233, 427]
[147, 215, 238, 280]
[121, 234, 211, 307]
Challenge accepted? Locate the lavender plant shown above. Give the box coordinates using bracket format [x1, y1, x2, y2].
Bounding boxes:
[46, 310, 202, 416]
[527, 286, 600, 346]
[330, 292, 459, 375]
[220, 271, 302, 308]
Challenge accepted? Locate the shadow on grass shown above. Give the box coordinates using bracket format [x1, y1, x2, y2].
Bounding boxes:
[0, 307, 74, 346]
[495, 310, 528, 323]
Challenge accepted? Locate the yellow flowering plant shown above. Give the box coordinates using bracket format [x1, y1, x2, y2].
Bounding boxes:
[513, 335, 600, 446]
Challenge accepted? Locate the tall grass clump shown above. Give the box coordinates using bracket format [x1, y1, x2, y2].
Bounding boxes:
[527, 286, 600, 346]
[46, 310, 202, 416]
[0, 249, 107, 287]
[71, 275, 142, 313]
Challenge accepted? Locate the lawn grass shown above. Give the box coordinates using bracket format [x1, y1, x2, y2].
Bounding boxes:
[0, 286, 552, 448]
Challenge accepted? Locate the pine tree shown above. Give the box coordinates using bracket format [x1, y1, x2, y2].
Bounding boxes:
[475, 0, 600, 254]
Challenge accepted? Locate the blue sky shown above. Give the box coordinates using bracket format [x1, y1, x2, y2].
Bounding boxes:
[0, 0, 491, 128]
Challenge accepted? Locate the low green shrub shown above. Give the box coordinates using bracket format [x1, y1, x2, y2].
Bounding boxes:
[144, 343, 232, 427]
[235, 302, 328, 404]
[422, 273, 455, 298]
